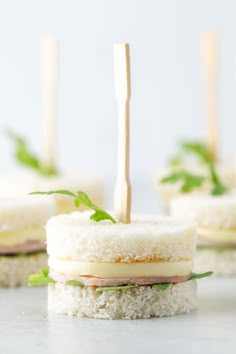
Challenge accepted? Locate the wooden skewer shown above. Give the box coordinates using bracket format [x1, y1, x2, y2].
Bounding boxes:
[114, 43, 131, 223]
[203, 31, 218, 162]
[40, 36, 59, 167]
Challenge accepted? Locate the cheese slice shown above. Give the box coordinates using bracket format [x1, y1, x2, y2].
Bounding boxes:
[198, 227, 236, 243]
[0, 227, 45, 246]
[48, 257, 192, 278]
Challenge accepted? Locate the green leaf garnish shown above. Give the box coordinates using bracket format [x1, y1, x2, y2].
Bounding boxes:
[30, 189, 77, 197]
[152, 283, 171, 290]
[197, 245, 236, 252]
[164, 140, 228, 196]
[65, 280, 84, 287]
[6, 129, 59, 177]
[5, 250, 45, 258]
[39, 267, 49, 277]
[190, 271, 213, 280]
[28, 268, 54, 286]
[161, 170, 205, 193]
[208, 164, 228, 196]
[180, 141, 212, 164]
[169, 155, 184, 168]
[28, 267, 214, 288]
[96, 285, 137, 292]
[29, 190, 116, 223]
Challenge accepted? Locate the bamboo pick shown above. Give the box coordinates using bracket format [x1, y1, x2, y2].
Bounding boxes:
[40, 36, 59, 167]
[114, 43, 131, 223]
[203, 31, 218, 162]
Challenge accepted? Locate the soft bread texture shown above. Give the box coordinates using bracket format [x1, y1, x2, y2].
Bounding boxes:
[171, 194, 236, 229]
[0, 252, 47, 287]
[0, 195, 55, 231]
[46, 212, 196, 262]
[0, 172, 104, 214]
[48, 280, 197, 319]
[194, 248, 236, 276]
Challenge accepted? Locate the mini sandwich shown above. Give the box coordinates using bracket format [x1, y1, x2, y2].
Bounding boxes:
[0, 195, 55, 287]
[29, 192, 212, 319]
[171, 194, 236, 276]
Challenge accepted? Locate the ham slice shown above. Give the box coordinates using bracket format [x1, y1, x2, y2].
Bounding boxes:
[0, 240, 46, 254]
[198, 239, 236, 247]
[49, 270, 191, 286]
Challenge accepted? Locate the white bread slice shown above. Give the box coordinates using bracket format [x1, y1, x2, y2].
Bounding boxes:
[171, 194, 236, 229]
[0, 172, 104, 214]
[48, 280, 197, 319]
[46, 212, 196, 262]
[171, 195, 236, 275]
[0, 195, 55, 231]
[194, 248, 236, 276]
[0, 252, 47, 287]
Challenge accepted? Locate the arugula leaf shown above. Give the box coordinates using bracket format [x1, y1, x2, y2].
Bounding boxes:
[190, 271, 213, 280]
[39, 267, 49, 277]
[161, 171, 186, 184]
[169, 155, 184, 168]
[208, 164, 228, 196]
[96, 285, 137, 292]
[180, 141, 228, 195]
[181, 174, 206, 193]
[197, 245, 236, 252]
[161, 170, 205, 193]
[164, 140, 228, 196]
[152, 283, 171, 290]
[65, 280, 84, 287]
[29, 190, 116, 223]
[6, 250, 45, 258]
[30, 189, 77, 197]
[180, 141, 212, 164]
[28, 268, 54, 286]
[6, 129, 59, 177]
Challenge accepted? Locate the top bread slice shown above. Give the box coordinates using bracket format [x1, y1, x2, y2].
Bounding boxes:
[171, 194, 236, 229]
[0, 195, 55, 231]
[46, 212, 196, 262]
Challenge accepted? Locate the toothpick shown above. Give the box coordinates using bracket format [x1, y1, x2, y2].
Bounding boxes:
[40, 36, 59, 167]
[203, 31, 218, 162]
[114, 43, 131, 223]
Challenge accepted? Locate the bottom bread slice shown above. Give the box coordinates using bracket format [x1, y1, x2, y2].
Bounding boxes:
[0, 252, 47, 287]
[194, 248, 236, 276]
[48, 280, 197, 319]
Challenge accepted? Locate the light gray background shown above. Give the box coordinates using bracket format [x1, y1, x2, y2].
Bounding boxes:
[0, 0, 235, 211]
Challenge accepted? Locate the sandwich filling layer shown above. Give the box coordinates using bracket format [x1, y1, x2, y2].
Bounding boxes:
[0, 240, 46, 255]
[49, 270, 191, 286]
[198, 227, 236, 244]
[0, 226, 46, 247]
[0, 195, 55, 256]
[48, 257, 192, 284]
[0, 226, 46, 255]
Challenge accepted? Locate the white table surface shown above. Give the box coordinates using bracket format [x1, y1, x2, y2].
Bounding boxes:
[0, 278, 235, 354]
